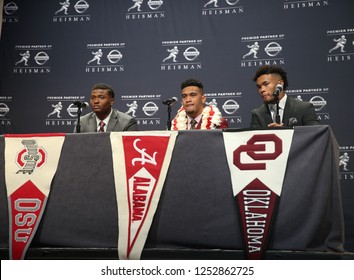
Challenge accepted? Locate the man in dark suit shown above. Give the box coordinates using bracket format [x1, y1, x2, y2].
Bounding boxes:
[250, 66, 320, 128]
[73, 83, 138, 133]
[171, 78, 228, 130]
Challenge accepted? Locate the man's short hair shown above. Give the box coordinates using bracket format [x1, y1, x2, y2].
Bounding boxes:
[181, 78, 204, 92]
[91, 83, 115, 98]
[253, 66, 289, 90]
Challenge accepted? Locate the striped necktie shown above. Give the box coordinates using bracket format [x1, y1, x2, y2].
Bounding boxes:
[98, 121, 105, 132]
[190, 118, 197, 129]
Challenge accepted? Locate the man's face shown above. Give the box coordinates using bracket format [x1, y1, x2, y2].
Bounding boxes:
[90, 89, 113, 118]
[256, 74, 284, 104]
[181, 86, 206, 118]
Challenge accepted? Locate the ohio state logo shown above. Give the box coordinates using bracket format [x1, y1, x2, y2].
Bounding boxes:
[16, 139, 46, 175]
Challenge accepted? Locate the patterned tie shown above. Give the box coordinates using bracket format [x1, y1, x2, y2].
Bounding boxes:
[190, 118, 198, 130]
[270, 105, 276, 122]
[270, 104, 281, 123]
[98, 121, 105, 132]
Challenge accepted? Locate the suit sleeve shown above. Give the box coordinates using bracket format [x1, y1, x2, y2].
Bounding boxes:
[250, 110, 262, 128]
[124, 117, 138, 131]
[302, 103, 320, 126]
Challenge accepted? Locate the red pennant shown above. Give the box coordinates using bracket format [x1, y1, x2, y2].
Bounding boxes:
[9, 180, 46, 260]
[236, 178, 278, 260]
[121, 135, 171, 258]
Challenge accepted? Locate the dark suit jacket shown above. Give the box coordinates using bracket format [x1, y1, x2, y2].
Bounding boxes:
[250, 97, 320, 128]
[73, 109, 138, 133]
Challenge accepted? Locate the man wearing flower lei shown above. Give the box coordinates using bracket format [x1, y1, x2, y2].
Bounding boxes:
[171, 78, 228, 130]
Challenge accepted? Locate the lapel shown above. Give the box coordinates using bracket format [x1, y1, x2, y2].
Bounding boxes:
[106, 109, 119, 131]
[262, 104, 274, 124]
[196, 119, 202, 129]
[282, 97, 294, 126]
[88, 113, 98, 132]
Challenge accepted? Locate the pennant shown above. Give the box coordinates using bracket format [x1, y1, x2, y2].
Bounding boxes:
[110, 131, 177, 260]
[223, 130, 294, 259]
[4, 133, 66, 259]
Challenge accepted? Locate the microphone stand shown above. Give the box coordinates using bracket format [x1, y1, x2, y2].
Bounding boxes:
[162, 98, 177, 130]
[274, 95, 281, 124]
[166, 104, 172, 130]
[75, 105, 83, 133]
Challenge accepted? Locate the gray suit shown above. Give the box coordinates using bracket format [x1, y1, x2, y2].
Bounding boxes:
[74, 109, 138, 133]
[250, 96, 320, 128]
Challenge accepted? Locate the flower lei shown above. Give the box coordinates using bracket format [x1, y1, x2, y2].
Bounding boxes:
[171, 105, 223, 130]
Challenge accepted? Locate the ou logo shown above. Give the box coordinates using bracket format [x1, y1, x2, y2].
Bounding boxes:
[233, 134, 282, 170]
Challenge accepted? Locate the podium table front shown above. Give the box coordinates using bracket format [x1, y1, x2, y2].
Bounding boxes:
[0, 126, 345, 259]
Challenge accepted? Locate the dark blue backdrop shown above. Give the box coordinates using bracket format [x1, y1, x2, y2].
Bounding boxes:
[1, 0, 353, 252]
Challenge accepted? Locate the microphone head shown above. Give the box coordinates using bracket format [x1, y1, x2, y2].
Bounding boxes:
[73, 101, 89, 108]
[162, 97, 178, 105]
[81, 102, 89, 108]
[273, 84, 283, 96]
[276, 84, 283, 91]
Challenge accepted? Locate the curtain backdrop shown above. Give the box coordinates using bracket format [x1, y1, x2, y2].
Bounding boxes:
[1, 0, 353, 251]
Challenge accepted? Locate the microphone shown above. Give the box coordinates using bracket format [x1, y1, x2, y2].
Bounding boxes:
[273, 84, 283, 96]
[73, 101, 89, 108]
[162, 97, 178, 106]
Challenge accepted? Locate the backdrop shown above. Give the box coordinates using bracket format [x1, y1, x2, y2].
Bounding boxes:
[0, 0, 353, 251]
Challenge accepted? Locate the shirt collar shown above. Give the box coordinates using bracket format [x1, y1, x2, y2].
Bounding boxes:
[188, 114, 202, 123]
[268, 94, 287, 110]
[96, 109, 113, 128]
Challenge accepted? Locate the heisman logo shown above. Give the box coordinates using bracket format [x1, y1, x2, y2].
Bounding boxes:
[16, 140, 46, 175]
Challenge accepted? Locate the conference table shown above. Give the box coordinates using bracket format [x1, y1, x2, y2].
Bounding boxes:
[0, 126, 347, 259]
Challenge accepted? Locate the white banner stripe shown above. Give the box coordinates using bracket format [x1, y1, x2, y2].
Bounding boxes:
[223, 130, 294, 196]
[5, 135, 66, 196]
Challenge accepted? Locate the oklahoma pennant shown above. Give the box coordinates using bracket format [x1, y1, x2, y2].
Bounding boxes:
[110, 131, 177, 260]
[223, 130, 294, 259]
[4, 133, 66, 260]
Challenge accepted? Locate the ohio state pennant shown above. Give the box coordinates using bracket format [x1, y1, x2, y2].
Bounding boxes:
[4, 133, 66, 260]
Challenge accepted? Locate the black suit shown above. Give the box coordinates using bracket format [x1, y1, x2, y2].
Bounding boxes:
[250, 96, 320, 128]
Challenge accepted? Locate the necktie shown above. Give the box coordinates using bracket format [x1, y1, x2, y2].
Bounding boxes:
[98, 121, 105, 132]
[270, 105, 276, 122]
[190, 118, 197, 130]
[270, 104, 281, 123]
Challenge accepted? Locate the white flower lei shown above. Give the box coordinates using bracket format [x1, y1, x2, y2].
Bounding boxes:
[171, 105, 222, 130]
